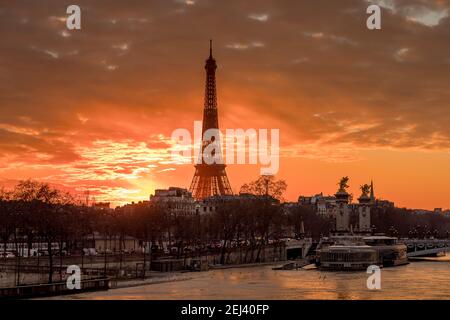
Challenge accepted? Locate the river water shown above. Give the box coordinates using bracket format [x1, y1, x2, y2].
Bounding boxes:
[59, 255, 450, 300]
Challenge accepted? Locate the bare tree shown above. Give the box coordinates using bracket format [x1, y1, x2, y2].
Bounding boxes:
[240, 175, 287, 201]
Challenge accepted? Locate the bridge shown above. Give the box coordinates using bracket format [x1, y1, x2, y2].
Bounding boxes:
[400, 239, 450, 257]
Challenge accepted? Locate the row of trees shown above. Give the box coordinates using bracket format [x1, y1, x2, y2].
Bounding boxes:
[1, 177, 449, 284]
[0, 177, 291, 283]
[371, 206, 450, 238]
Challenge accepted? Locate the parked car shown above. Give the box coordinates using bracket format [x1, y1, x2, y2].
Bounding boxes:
[82, 248, 98, 256]
[38, 250, 49, 256]
[54, 250, 68, 256]
[121, 249, 134, 254]
[98, 249, 113, 255]
[0, 251, 15, 258]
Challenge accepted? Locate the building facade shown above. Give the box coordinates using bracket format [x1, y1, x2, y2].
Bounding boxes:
[150, 187, 197, 217]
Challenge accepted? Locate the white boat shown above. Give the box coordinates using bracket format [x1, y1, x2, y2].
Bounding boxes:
[317, 235, 408, 271]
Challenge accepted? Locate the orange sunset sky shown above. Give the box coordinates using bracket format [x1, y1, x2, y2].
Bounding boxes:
[0, 0, 449, 209]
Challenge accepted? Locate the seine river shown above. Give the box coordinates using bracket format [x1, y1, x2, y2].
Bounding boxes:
[60, 256, 449, 300]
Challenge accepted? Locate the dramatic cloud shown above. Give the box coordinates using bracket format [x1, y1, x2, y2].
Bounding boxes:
[0, 0, 449, 208]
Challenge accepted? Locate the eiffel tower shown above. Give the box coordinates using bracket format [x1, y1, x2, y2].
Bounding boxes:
[189, 41, 233, 200]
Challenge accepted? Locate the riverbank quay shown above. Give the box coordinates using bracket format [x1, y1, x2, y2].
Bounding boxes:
[0, 277, 110, 299]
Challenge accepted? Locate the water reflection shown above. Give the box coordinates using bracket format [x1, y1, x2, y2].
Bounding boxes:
[57, 257, 450, 300]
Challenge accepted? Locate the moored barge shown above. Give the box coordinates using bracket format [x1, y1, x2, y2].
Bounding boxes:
[318, 235, 408, 271]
